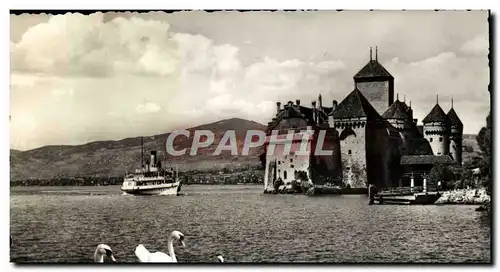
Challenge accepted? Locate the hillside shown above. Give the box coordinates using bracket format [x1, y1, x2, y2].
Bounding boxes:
[10, 118, 267, 181]
[11, 122, 479, 181]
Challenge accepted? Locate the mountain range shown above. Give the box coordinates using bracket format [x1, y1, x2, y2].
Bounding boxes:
[10, 118, 267, 181]
[9, 118, 479, 181]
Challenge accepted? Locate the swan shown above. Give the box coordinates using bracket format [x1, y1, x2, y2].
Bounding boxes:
[135, 230, 185, 263]
[217, 255, 224, 263]
[94, 244, 116, 263]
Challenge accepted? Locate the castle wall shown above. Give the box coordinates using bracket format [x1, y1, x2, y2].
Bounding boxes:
[334, 118, 368, 188]
[309, 128, 342, 186]
[356, 80, 392, 116]
[264, 114, 343, 192]
[263, 132, 314, 192]
[263, 116, 314, 192]
[423, 122, 450, 156]
[366, 123, 402, 188]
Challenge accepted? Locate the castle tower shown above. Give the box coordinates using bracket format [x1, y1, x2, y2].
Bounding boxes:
[353, 47, 395, 116]
[422, 96, 451, 156]
[447, 98, 463, 165]
[329, 88, 392, 189]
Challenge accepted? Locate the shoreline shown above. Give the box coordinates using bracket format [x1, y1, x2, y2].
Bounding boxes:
[10, 183, 263, 187]
[435, 188, 490, 205]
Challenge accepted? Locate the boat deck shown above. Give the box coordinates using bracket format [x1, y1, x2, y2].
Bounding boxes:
[370, 186, 442, 205]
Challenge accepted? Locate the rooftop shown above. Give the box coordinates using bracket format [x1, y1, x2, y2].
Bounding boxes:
[447, 108, 463, 127]
[330, 88, 381, 120]
[353, 60, 393, 80]
[400, 155, 456, 165]
[382, 99, 411, 120]
[422, 104, 450, 124]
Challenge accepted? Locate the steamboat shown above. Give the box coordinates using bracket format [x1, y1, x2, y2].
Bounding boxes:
[121, 138, 180, 196]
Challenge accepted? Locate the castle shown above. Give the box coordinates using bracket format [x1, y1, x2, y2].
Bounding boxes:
[262, 48, 462, 193]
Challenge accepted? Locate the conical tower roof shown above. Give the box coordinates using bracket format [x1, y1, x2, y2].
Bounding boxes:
[447, 108, 463, 127]
[422, 104, 450, 124]
[382, 100, 410, 120]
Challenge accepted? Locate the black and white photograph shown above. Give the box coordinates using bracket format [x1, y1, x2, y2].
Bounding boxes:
[8, 8, 492, 264]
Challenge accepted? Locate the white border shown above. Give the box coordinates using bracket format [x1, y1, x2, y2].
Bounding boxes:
[2, 0, 499, 10]
[2, 0, 498, 271]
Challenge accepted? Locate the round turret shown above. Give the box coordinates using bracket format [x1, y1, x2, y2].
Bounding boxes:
[447, 102, 463, 165]
[422, 103, 451, 156]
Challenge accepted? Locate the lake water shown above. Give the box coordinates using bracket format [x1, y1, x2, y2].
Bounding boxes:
[10, 185, 491, 263]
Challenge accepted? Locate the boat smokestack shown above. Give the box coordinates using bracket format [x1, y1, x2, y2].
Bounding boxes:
[150, 151, 157, 168]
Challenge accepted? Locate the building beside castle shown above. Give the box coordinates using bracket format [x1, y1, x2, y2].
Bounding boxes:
[262, 98, 342, 193]
[263, 48, 462, 193]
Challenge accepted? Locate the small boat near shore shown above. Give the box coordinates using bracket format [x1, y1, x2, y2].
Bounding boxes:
[369, 186, 441, 205]
[120, 138, 181, 196]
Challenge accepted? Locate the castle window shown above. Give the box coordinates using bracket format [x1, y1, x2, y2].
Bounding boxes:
[346, 167, 351, 171]
[430, 138, 433, 142]
[290, 159, 293, 163]
[437, 152, 442, 155]
[439, 137, 443, 142]
[278, 161, 281, 165]
[290, 165, 294, 168]
[348, 150, 352, 155]
[284, 171, 287, 180]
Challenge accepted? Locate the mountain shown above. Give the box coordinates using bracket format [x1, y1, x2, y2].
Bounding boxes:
[10, 118, 267, 181]
[10, 149, 22, 155]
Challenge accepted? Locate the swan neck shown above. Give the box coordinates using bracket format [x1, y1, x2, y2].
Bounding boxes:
[167, 234, 177, 262]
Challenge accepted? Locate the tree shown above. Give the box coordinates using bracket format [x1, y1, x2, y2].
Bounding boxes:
[476, 111, 492, 195]
[464, 155, 483, 169]
[428, 163, 455, 187]
[463, 145, 474, 153]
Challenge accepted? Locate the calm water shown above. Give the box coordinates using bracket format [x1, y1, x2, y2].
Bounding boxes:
[10, 185, 491, 263]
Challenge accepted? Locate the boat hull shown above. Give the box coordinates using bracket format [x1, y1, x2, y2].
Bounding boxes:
[372, 192, 442, 205]
[121, 182, 180, 196]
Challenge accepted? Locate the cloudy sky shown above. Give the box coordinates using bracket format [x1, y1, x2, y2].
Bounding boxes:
[10, 10, 490, 150]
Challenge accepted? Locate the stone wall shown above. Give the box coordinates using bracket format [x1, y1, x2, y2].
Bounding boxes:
[263, 128, 314, 193]
[310, 128, 342, 186]
[337, 121, 367, 188]
[366, 122, 401, 188]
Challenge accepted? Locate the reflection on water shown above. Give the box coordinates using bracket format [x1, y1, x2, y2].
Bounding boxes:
[10, 185, 491, 263]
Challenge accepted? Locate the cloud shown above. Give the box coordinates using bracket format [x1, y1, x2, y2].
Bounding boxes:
[383, 51, 489, 131]
[11, 13, 179, 77]
[51, 88, 74, 96]
[136, 102, 162, 113]
[460, 34, 489, 55]
[9, 12, 490, 150]
[385, 52, 488, 104]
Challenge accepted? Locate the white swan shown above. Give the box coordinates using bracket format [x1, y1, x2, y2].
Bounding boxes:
[217, 255, 224, 263]
[94, 244, 116, 263]
[135, 230, 185, 262]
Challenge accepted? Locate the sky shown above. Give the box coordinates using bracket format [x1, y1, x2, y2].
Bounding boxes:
[10, 10, 490, 150]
